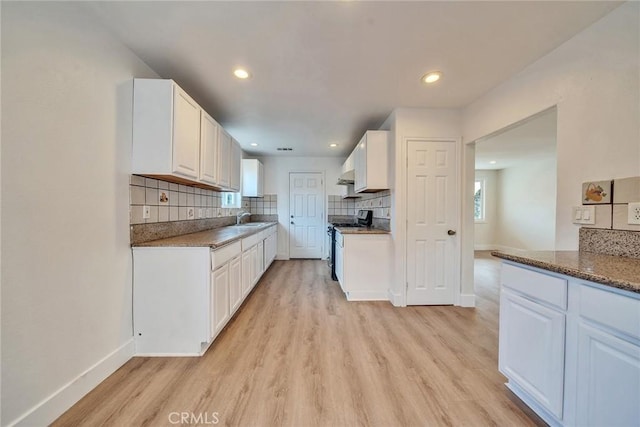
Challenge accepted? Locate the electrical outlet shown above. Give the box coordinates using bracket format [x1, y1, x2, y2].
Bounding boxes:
[142, 205, 150, 219]
[628, 202, 640, 225]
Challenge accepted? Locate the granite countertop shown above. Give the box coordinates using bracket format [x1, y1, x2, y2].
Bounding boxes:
[335, 227, 390, 235]
[491, 250, 640, 294]
[132, 222, 277, 249]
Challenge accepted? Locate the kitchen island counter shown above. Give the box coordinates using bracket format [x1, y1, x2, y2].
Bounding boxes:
[491, 250, 640, 294]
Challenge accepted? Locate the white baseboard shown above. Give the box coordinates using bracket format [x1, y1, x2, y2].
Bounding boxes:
[474, 244, 498, 251]
[493, 244, 526, 253]
[458, 293, 476, 307]
[388, 289, 404, 307]
[10, 339, 134, 427]
[346, 290, 388, 301]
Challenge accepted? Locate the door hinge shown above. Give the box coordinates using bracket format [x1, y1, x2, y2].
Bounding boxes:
[406, 282, 409, 292]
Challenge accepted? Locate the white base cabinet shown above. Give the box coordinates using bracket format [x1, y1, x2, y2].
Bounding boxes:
[133, 225, 278, 356]
[499, 261, 640, 427]
[334, 231, 391, 301]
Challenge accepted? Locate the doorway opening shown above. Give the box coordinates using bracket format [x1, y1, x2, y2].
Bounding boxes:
[473, 108, 558, 260]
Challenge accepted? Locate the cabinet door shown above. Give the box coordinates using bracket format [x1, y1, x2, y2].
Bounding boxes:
[229, 256, 242, 315]
[335, 234, 344, 287]
[354, 135, 367, 192]
[230, 140, 242, 192]
[251, 245, 259, 286]
[257, 162, 264, 197]
[499, 290, 565, 419]
[575, 321, 640, 426]
[217, 128, 231, 189]
[199, 112, 219, 185]
[241, 249, 252, 298]
[211, 264, 230, 339]
[172, 85, 201, 179]
[257, 241, 264, 277]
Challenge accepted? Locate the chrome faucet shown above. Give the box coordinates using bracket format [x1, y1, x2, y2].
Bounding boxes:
[236, 211, 251, 225]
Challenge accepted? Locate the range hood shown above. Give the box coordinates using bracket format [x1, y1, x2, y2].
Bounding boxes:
[336, 169, 355, 185]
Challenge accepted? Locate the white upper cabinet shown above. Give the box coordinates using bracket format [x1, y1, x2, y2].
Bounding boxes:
[230, 139, 242, 192]
[342, 151, 355, 173]
[199, 111, 219, 186]
[217, 127, 231, 189]
[353, 130, 389, 193]
[242, 159, 264, 197]
[133, 79, 201, 179]
[132, 78, 243, 191]
[172, 85, 201, 178]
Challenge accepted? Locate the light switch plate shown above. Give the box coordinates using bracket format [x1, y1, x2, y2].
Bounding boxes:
[628, 202, 640, 225]
[573, 206, 595, 225]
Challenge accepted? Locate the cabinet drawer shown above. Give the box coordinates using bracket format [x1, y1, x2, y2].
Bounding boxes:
[241, 233, 260, 251]
[211, 241, 241, 270]
[579, 284, 640, 340]
[502, 263, 567, 310]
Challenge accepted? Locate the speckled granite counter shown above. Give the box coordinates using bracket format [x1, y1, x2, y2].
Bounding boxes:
[132, 222, 277, 249]
[335, 227, 390, 235]
[491, 250, 640, 294]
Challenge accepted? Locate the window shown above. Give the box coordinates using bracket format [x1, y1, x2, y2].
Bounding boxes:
[474, 179, 485, 222]
[221, 192, 241, 209]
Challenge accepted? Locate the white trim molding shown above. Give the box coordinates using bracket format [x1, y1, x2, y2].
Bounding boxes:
[9, 340, 134, 427]
[458, 294, 477, 307]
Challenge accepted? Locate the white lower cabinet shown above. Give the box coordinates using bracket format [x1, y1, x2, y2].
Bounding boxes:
[241, 248, 253, 298]
[335, 230, 391, 301]
[499, 289, 565, 419]
[132, 225, 277, 357]
[499, 262, 640, 427]
[211, 263, 230, 340]
[229, 255, 242, 314]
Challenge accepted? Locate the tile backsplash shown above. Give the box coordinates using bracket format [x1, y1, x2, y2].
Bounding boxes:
[328, 190, 391, 219]
[241, 195, 278, 215]
[328, 196, 356, 216]
[129, 175, 243, 225]
[582, 176, 640, 232]
[355, 190, 391, 219]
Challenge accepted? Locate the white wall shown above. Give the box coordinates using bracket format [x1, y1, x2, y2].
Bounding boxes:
[494, 159, 557, 251]
[255, 156, 344, 259]
[463, 1, 640, 250]
[474, 170, 498, 250]
[1, 3, 158, 425]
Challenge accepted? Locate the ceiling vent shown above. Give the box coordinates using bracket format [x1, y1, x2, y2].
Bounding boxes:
[277, 147, 294, 151]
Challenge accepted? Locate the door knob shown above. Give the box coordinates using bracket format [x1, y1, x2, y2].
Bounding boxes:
[291, 221, 295, 225]
[447, 230, 456, 236]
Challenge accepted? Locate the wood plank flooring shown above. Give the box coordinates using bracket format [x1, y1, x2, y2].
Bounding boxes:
[54, 253, 544, 426]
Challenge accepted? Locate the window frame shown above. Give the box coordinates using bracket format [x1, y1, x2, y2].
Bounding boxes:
[221, 192, 241, 209]
[474, 178, 486, 223]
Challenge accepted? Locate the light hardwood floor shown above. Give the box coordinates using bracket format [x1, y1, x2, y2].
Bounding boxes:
[54, 253, 544, 426]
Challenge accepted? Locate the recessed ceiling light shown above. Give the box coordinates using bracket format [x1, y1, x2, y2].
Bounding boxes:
[489, 160, 497, 164]
[250, 143, 258, 147]
[233, 68, 250, 79]
[421, 71, 442, 84]
[329, 143, 338, 148]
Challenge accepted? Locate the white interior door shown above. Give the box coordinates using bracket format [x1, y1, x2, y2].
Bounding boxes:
[289, 172, 324, 259]
[406, 139, 458, 305]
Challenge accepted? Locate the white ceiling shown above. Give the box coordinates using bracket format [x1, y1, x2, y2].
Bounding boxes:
[82, 1, 620, 157]
[475, 108, 557, 170]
